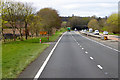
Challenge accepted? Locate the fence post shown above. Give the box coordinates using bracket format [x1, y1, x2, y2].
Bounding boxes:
[40, 39, 41, 43]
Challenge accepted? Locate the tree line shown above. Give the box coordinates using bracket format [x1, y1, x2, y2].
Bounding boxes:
[62, 14, 119, 34]
[88, 13, 119, 34]
[1, 1, 61, 41]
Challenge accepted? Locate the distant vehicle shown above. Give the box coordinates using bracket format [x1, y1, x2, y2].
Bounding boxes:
[81, 30, 84, 32]
[89, 28, 93, 33]
[94, 30, 99, 35]
[3, 33, 20, 39]
[74, 28, 77, 31]
[67, 27, 71, 32]
[103, 31, 108, 35]
[83, 29, 87, 32]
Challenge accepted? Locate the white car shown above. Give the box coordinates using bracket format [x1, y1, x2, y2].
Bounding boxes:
[94, 30, 99, 35]
[84, 29, 87, 32]
[103, 31, 108, 35]
[89, 28, 93, 33]
[74, 28, 77, 31]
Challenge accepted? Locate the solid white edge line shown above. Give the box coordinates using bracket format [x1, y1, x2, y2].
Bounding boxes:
[97, 65, 103, 70]
[33, 32, 65, 80]
[90, 57, 93, 59]
[78, 33, 120, 52]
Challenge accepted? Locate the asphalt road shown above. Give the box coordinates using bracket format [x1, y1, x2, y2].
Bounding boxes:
[38, 31, 118, 79]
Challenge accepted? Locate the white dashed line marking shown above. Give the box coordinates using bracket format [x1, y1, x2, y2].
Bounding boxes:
[105, 72, 108, 75]
[85, 51, 88, 54]
[90, 57, 94, 60]
[97, 65, 103, 70]
[71, 33, 80, 47]
[82, 48, 84, 49]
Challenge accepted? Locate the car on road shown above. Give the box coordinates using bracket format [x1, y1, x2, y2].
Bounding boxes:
[83, 29, 87, 32]
[89, 28, 93, 33]
[103, 31, 108, 35]
[67, 27, 71, 32]
[74, 28, 77, 31]
[3, 33, 20, 39]
[94, 30, 99, 35]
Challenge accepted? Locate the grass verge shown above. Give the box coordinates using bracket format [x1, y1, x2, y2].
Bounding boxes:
[2, 42, 49, 78]
[100, 32, 120, 36]
[2, 28, 66, 78]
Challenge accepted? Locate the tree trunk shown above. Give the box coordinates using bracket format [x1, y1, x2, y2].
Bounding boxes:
[31, 33, 34, 37]
[47, 31, 49, 41]
[36, 30, 38, 37]
[13, 29, 16, 41]
[20, 28, 23, 41]
[25, 21, 28, 40]
[2, 28, 5, 42]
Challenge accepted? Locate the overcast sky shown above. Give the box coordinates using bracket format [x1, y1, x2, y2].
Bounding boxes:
[14, 0, 119, 17]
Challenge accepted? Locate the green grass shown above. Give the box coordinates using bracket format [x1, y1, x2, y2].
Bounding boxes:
[0, 41, 2, 79]
[2, 42, 49, 78]
[2, 28, 66, 78]
[108, 33, 119, 36]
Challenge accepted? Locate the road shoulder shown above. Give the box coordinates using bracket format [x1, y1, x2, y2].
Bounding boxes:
[76, 31, 119, 50]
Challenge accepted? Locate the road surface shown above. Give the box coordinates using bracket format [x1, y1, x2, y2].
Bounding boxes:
[36, 31, 118, 79]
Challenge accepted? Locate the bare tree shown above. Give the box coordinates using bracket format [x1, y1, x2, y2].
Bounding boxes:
[23, 3, 35, 40]
[1, 1, 8, 41]
[3, 1, 19, 41]
[15, 2, 25, 40]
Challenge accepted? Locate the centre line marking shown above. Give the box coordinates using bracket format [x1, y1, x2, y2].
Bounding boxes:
[105, 72, 108, 75]
[90, 57, 94, 60]
[85, 51, 88, 54]
[82, 48, 84, 49]
[97, 65, 103, 70]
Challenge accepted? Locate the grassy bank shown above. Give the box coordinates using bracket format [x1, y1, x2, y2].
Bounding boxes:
[2, 28, 66, 78]
[100, 32, 120, 36]
[2, 43, 49, 78]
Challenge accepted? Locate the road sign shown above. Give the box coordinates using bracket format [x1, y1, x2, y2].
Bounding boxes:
[40, 31, 47, 35]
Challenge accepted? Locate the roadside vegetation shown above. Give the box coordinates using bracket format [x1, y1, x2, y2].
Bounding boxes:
[65, 14, 119, 35]
[1, 0, 118, 78]
[2, 28, 66, 78]
[1, 0, 65, 78]
[88, 13, 119, 35]
[2, 42, 49, 78]
[1, 1, 61, 42]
